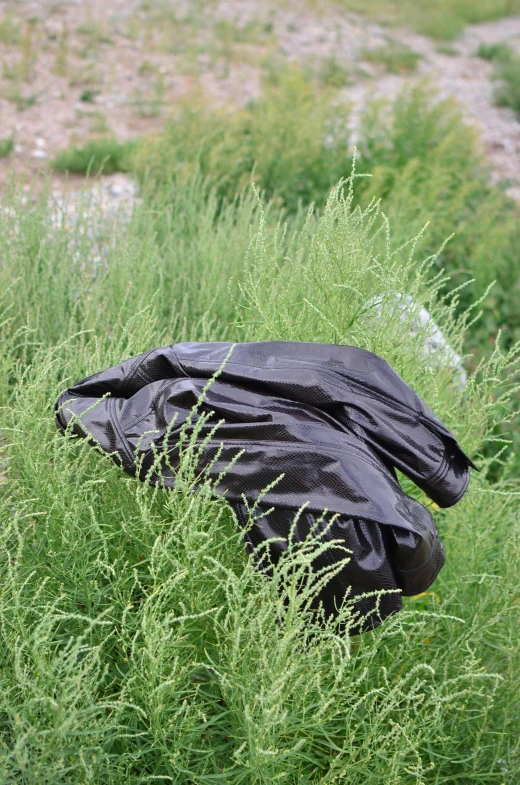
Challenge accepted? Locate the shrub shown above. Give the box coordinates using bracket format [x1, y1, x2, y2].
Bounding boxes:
[52, 137, 137, 175]
[133, 68, 351, 214]
[494, 52, 520, 116]
[356, 83, 520, 348]
[476, 41, 512, 62]
[135, 77, 520, 348]
[0, 177, 519, 783]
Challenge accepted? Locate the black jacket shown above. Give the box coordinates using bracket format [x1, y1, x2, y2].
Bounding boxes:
[55, 341, 475, 633]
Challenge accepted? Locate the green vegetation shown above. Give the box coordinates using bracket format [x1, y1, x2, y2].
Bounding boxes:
[313, 55, 355, 87]
[52, 138, 137, 175]
[494, 52, 520, 116]
[0, 171, 519, 782]
[356, 85, 520, 347]
[474, 42, 520, 119]
[2, 23, 520, 777]
[333, 0, 520, 40]
[79, 88, 100, 103]
[435, 44, 459, 56]
[133, 69, 351, 215]
[476, 41, 512, 62]
[133, 75, 520, 350]
[0, 10, 21, 45]
[362, 40, 421, 73]
[0, 136, 14, 158]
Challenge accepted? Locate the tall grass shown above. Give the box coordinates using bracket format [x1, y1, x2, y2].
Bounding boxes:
[0, 173, 519, 782]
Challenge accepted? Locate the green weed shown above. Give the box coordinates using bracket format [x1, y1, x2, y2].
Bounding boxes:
[133, 74, 520, 350]
[435, 44, 459, 55]
[362, 41, 421, 73]
[0, 136, 14, 158]
[493, 52, 520, 116]
[313, 55, 354, 87]
[0, 10, 21, 45]
[356, 84, 520, 347]
[53, 24, 69, 77]
[476, 41, 512, 62]
[0, 84, 40, 111]
[79, 88, 100, 103]
[129, 74, 167, 118]
[76, 20, 113, 45]
[52, 138, 137, 175]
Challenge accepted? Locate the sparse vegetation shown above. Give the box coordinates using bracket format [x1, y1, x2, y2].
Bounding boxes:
[0, 84, 39, 111]
[79, 88, 100, 103]
[313, 55, 354, 87]
[130, 74, 167, 118]
[435, 43, 459, 55]
[334, 0, 520, 40]
[53, 25, 69, 77]
[476, 41, 512, 62]
[493, 51, 520, 116]
[0, 136, 14, 157]
[0, 9, 21, 45]
[362, 40, 421, 73]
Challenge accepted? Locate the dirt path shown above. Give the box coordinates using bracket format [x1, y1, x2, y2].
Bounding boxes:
[1, 0, 520, 201]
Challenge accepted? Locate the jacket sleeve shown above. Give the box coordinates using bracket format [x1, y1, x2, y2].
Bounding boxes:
[54, 346, 186, 463]
[57, 346, 185, 401]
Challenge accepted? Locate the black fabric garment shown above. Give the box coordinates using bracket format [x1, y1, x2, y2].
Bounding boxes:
[55, 341, 476, 633]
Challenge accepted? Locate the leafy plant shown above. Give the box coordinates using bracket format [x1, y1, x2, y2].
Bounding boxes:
[79, 88, 100, 103]
[133, 67, 351, 214]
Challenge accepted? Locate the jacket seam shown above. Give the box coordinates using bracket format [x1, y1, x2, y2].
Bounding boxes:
[187, 357, 423, 421]
[200, 436, 387, 474]
[108, 397, 135, 467]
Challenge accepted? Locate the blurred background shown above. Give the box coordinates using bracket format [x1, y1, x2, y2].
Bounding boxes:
[2, 0, 520, 197]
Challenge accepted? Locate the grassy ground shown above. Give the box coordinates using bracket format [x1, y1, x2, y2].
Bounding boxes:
[332, 0, 520, 39]
[0, 165, 519, 783]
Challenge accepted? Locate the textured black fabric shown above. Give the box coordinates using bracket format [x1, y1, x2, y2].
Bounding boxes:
[55, 341, 475, 633]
